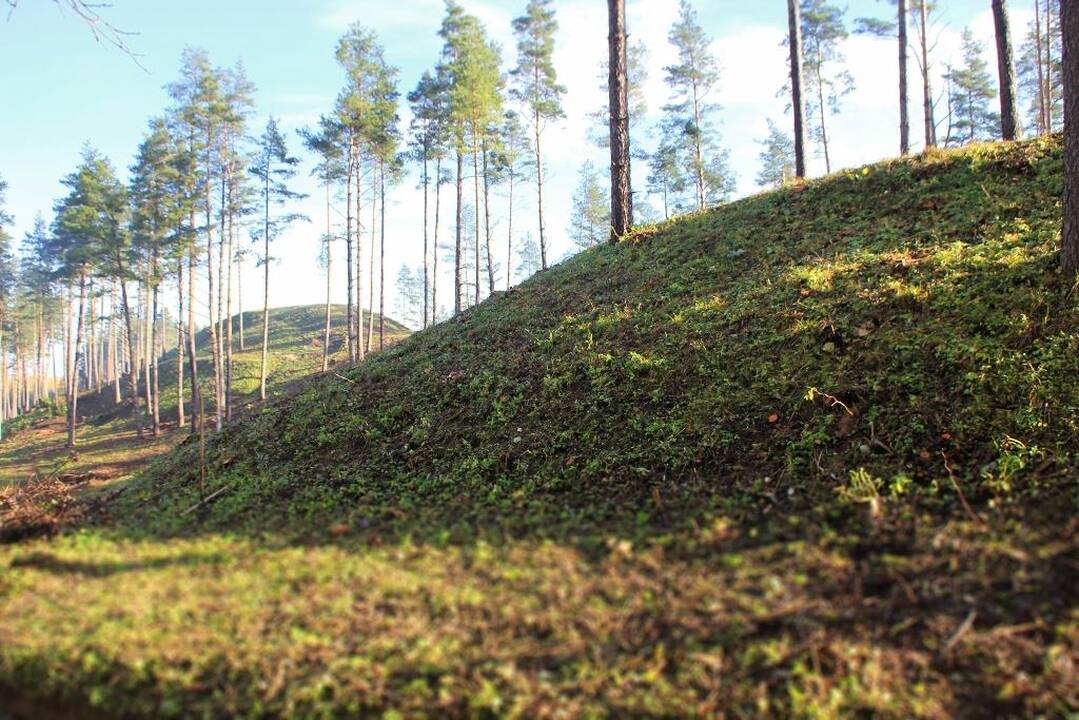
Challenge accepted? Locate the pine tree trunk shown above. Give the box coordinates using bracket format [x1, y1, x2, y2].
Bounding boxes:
[176, 257, 185, 427]
[66, 270, 87, 448]
[379, 158, 386, 350]
[993, 0, 1020, 140]
[367, 172, 376, 352]
[482, 139, 495, 295]
[260, 173, 270, 402]
[205, 178, 222, 433]
[472, 135, 482, 304]
[506, 165, 515, 291]
[142, 270, 154, 437]
[1046, 0, 1055, 132]
[187, 243, 197, 437]
[225, 185, 234, 422]
[815, 48, 832, 174]
[898, 0, 910, 155]
[345, 138, 356, 362]
[422, 153, 430, 329]
[433, 157, 441, 322]
[533, 62, 548, 271]
[356, 145, 367, 361]
[1062, 0, 1078, 274]
[1035, 0, 1049, 134]
[787, 0, 808, 176]
[691, 80, 706, 208]
[608, 0, 632, 239]
[919, 0, 936, 147]
[237, 251, 245, 352]
[455, 150, 463, 315]
[117, 264, 144, 440]
[323, 181, 332, 372]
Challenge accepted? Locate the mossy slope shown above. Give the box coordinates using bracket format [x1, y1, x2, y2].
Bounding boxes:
[1, 138, 1076, 718]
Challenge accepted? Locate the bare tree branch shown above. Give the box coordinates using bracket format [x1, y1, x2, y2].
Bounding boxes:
[6, 0, 145, 71]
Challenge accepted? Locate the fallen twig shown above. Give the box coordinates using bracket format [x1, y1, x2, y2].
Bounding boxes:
[943, 609, 977, 652]
[181, 484, 233, 516]
[941, 451, 986, 527]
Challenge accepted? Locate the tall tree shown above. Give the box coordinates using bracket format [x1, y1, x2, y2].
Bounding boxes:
[129, 118, 181, 436]
[756, 119, 796, 188]
[250, 117, 307, 401]
[1062, 0, 1077, 274]
[787, 0, 809, 176]
[511, 0, 565, 273]
[300, 115, 346, 371]
[408, 70, 449, 328]
[912, 1, 941, 148]
[1017, 0, 1063, 135]
[663, 0, 729, 210]
[608, 0, 632, 239]
[0, 175, 14, 440]
[944, 29, 1000, 146]
[441, 1, 503, 308]
[568, 161, 610, 250]
[50, 148, 125, 446]
[496, 111, 530, 291]
[992, 0, 1020, 140]
[855, 0, 910, 155]
[799, 0, 854, 174]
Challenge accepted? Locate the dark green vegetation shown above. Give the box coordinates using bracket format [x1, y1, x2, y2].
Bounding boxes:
[1, 139, 1077, 718]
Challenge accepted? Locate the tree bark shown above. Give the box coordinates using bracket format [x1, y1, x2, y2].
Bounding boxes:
[379, 158, 386, 349]
[533, 103, 548, 270]
[482, 138, 495, 294]
[1062, 0, 1078, 274]
[116, 262, 144, 440]
[357, 145, 367, 360]
[323, 181, 332, 372]
[787, 0, 808, 176]
[260, 169, 270, 402]
[918, 0, 936, 148]
[608, 0, 632, 240]
[455, 150, 463, 315]
[506, 161, 515, 291]
[1035, 0, 1048, 134]
[422, 152, 430, 329]
[367, 167, 376, 353]
[898, 0, 910, 155]
[176, 257, 185, 427]
[993, 0, 1020, 141]
[433, 157, 441, 323]
[345, 137, 356, 362]
[472, 134, 482, 304]
[66, 270, 87, 448]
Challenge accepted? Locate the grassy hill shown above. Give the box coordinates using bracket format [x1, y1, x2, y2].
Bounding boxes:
[0, 304, 409, 487]
[1, 139, 1076, 718]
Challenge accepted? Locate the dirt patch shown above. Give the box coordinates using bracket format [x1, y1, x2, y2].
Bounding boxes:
[0, 473, 87, 544]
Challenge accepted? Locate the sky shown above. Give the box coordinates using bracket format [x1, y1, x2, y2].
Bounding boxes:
[0, 0, 1036, 328]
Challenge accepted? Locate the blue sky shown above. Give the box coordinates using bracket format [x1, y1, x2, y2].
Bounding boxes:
[0, 0, 1026, 325]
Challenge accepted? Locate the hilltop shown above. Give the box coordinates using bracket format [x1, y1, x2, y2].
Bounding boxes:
[1, 139, 1076, 718]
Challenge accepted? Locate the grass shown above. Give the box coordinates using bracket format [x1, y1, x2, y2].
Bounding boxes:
[1, 138, 1077, 718]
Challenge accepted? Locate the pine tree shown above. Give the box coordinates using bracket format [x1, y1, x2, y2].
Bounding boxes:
[912, 1, 942, 148]
[250, 117, 307, 401]
[129, 117, 181, 436]
[50, 147, 127, 447]
[855, 0, 909, 155]
[408, 70, 449, 328]
[647, 142, 687, 219]
[511, 0, 565, 273]
[663, 0, 730, 210]
[495, 111, 531, 291]
[787, 0, 809, 176]
[799, 0, 854, 173]
[756, 119, 796, 188]
[944, 30, 999, 146]
[568, 161, 611, 251]
[441, 1, 503, 309]
[0, 175, 14, 440]
[1017, 0, 1063, 135]
[991, 0, 1020, 140]
[608, 0, 632, 239]
[300, 115, 347, 371]
[1060, 0, 1076, 274]
[515, 231, 541, 283]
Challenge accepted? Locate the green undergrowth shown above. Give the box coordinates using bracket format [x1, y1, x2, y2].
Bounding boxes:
[1, 138, 1077, 718]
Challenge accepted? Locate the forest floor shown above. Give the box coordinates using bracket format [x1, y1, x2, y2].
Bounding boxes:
[0, 140, 1077, 719]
